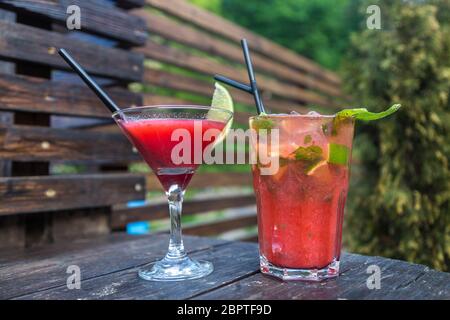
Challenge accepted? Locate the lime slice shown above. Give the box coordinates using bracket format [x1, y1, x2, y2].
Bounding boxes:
[306, 160, 327, 175]
[328, 143, 349, 166]
[305, 143, 350, 175]
[210, 83, 234, 123]
[293, 145, 326, 175]
[209, 82, 234, 144]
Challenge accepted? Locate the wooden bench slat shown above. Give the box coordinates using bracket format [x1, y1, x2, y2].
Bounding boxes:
[144, 93, 255, 125]
[0, 20, 143, 82]
[0, 124, 139, 162]
[139, 40, 334, 107]
[143, 69, 309, 114]
[193, 252, 450, 300]
[0, 173, 145, 215]
[184, 213, 257, 237]
[0, 73, 141, 118]
[137, 10, 344, 99]
[145, 0, 341, 86]
[0, 0, 147, 45]
[111, 192, 255, 229]
[0, 234, 227, 299]
[147, 171, 253, 192]
[10, 239, 259, 300]
[3, 234, 448, 300]
[117, 0, 146, 9]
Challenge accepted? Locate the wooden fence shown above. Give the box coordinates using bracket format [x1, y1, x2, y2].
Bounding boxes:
[0, 0, 344, 248]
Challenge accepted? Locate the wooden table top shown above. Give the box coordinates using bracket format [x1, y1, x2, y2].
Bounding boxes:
[1, 233, 449, 300]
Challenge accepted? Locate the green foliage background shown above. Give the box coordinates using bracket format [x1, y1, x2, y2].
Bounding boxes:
[190, 0, 363, 70]
[343, 0, 450, 271]
[189, 0, 450, 270]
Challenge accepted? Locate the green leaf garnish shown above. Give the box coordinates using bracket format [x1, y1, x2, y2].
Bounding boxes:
[328, 143, 349, 166]
[293, 145, 324, 173]
[251, 113, 274, 131]
[335, 104, 401, 121]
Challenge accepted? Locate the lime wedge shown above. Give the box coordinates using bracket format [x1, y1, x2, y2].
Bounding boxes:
[209, 82, 234, 143]
[328, 143, 349, 166]
[306, 160, 327, 175]
[305, 143, 350, 175]
[292, 145, 326, 175]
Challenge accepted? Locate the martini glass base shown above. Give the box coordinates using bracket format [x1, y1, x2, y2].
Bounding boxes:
[138, 256, 213, 281]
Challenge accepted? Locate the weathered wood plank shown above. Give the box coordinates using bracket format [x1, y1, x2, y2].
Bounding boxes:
[145, 0, 341, 86]
[111, 192, 255, 229]
[117, 0, 146, 9]
[1, 233, 449, 300]
[52, 207, 111, 242]
[139, 41, 334, 107]
[147, 171, 253, 191]
[0, 173, 145, 215]
[184, 213, 257, 237]
[195, 253, 450, 300]
[13, 240, 259, 300]
[0, 20, 143, 81]
[7, 77, 54, 247]
[0, 232, 136, 265]
[137, 10, 343, 98]
[0, 7, 15, 181]
[142, 93, 191, 106]
[143, 68, 308, 114]
[0, 214, 25, 250]
[0, 74, 141, 117]
[0, 112, 13, 176]
[0, 234, 227, 299]
[0, 0, 147, 45]
[0, 124, 139, 162]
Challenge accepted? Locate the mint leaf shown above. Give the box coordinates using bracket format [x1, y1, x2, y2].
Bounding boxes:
[294, 145, 323, 162]
[251, 113, 274, 131]
[293, 145, 325, 173]
[336, 104, 401, 121]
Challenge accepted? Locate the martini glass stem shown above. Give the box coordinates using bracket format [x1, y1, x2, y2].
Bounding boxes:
[166, 184, 186, 260]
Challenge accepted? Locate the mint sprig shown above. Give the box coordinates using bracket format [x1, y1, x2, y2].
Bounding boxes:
[335, 104, 401, 121]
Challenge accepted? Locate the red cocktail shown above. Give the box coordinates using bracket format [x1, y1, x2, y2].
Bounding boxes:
[114, 106, 232, 281]
[250, 114, 355, 281]
[118, 118, 225, 191]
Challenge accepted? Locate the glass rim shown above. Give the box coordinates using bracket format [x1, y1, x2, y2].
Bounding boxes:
[249, 113, 336, 120]
[112, 105, 233, 119]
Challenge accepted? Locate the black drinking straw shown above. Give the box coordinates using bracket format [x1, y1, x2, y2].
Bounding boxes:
[214, 39, 266, 114]
[58, 48, 120, 113]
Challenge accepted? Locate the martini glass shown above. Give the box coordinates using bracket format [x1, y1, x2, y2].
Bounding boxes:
[113, 106, 232, 281]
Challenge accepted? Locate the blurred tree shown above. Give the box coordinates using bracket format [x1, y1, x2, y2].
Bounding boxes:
[343, 0, 450, 271]
[219, 0, 364, 70]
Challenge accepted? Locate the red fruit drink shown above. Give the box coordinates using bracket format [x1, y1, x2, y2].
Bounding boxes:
[250, 114, 355, 281]
[118, 119, 225, 191]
